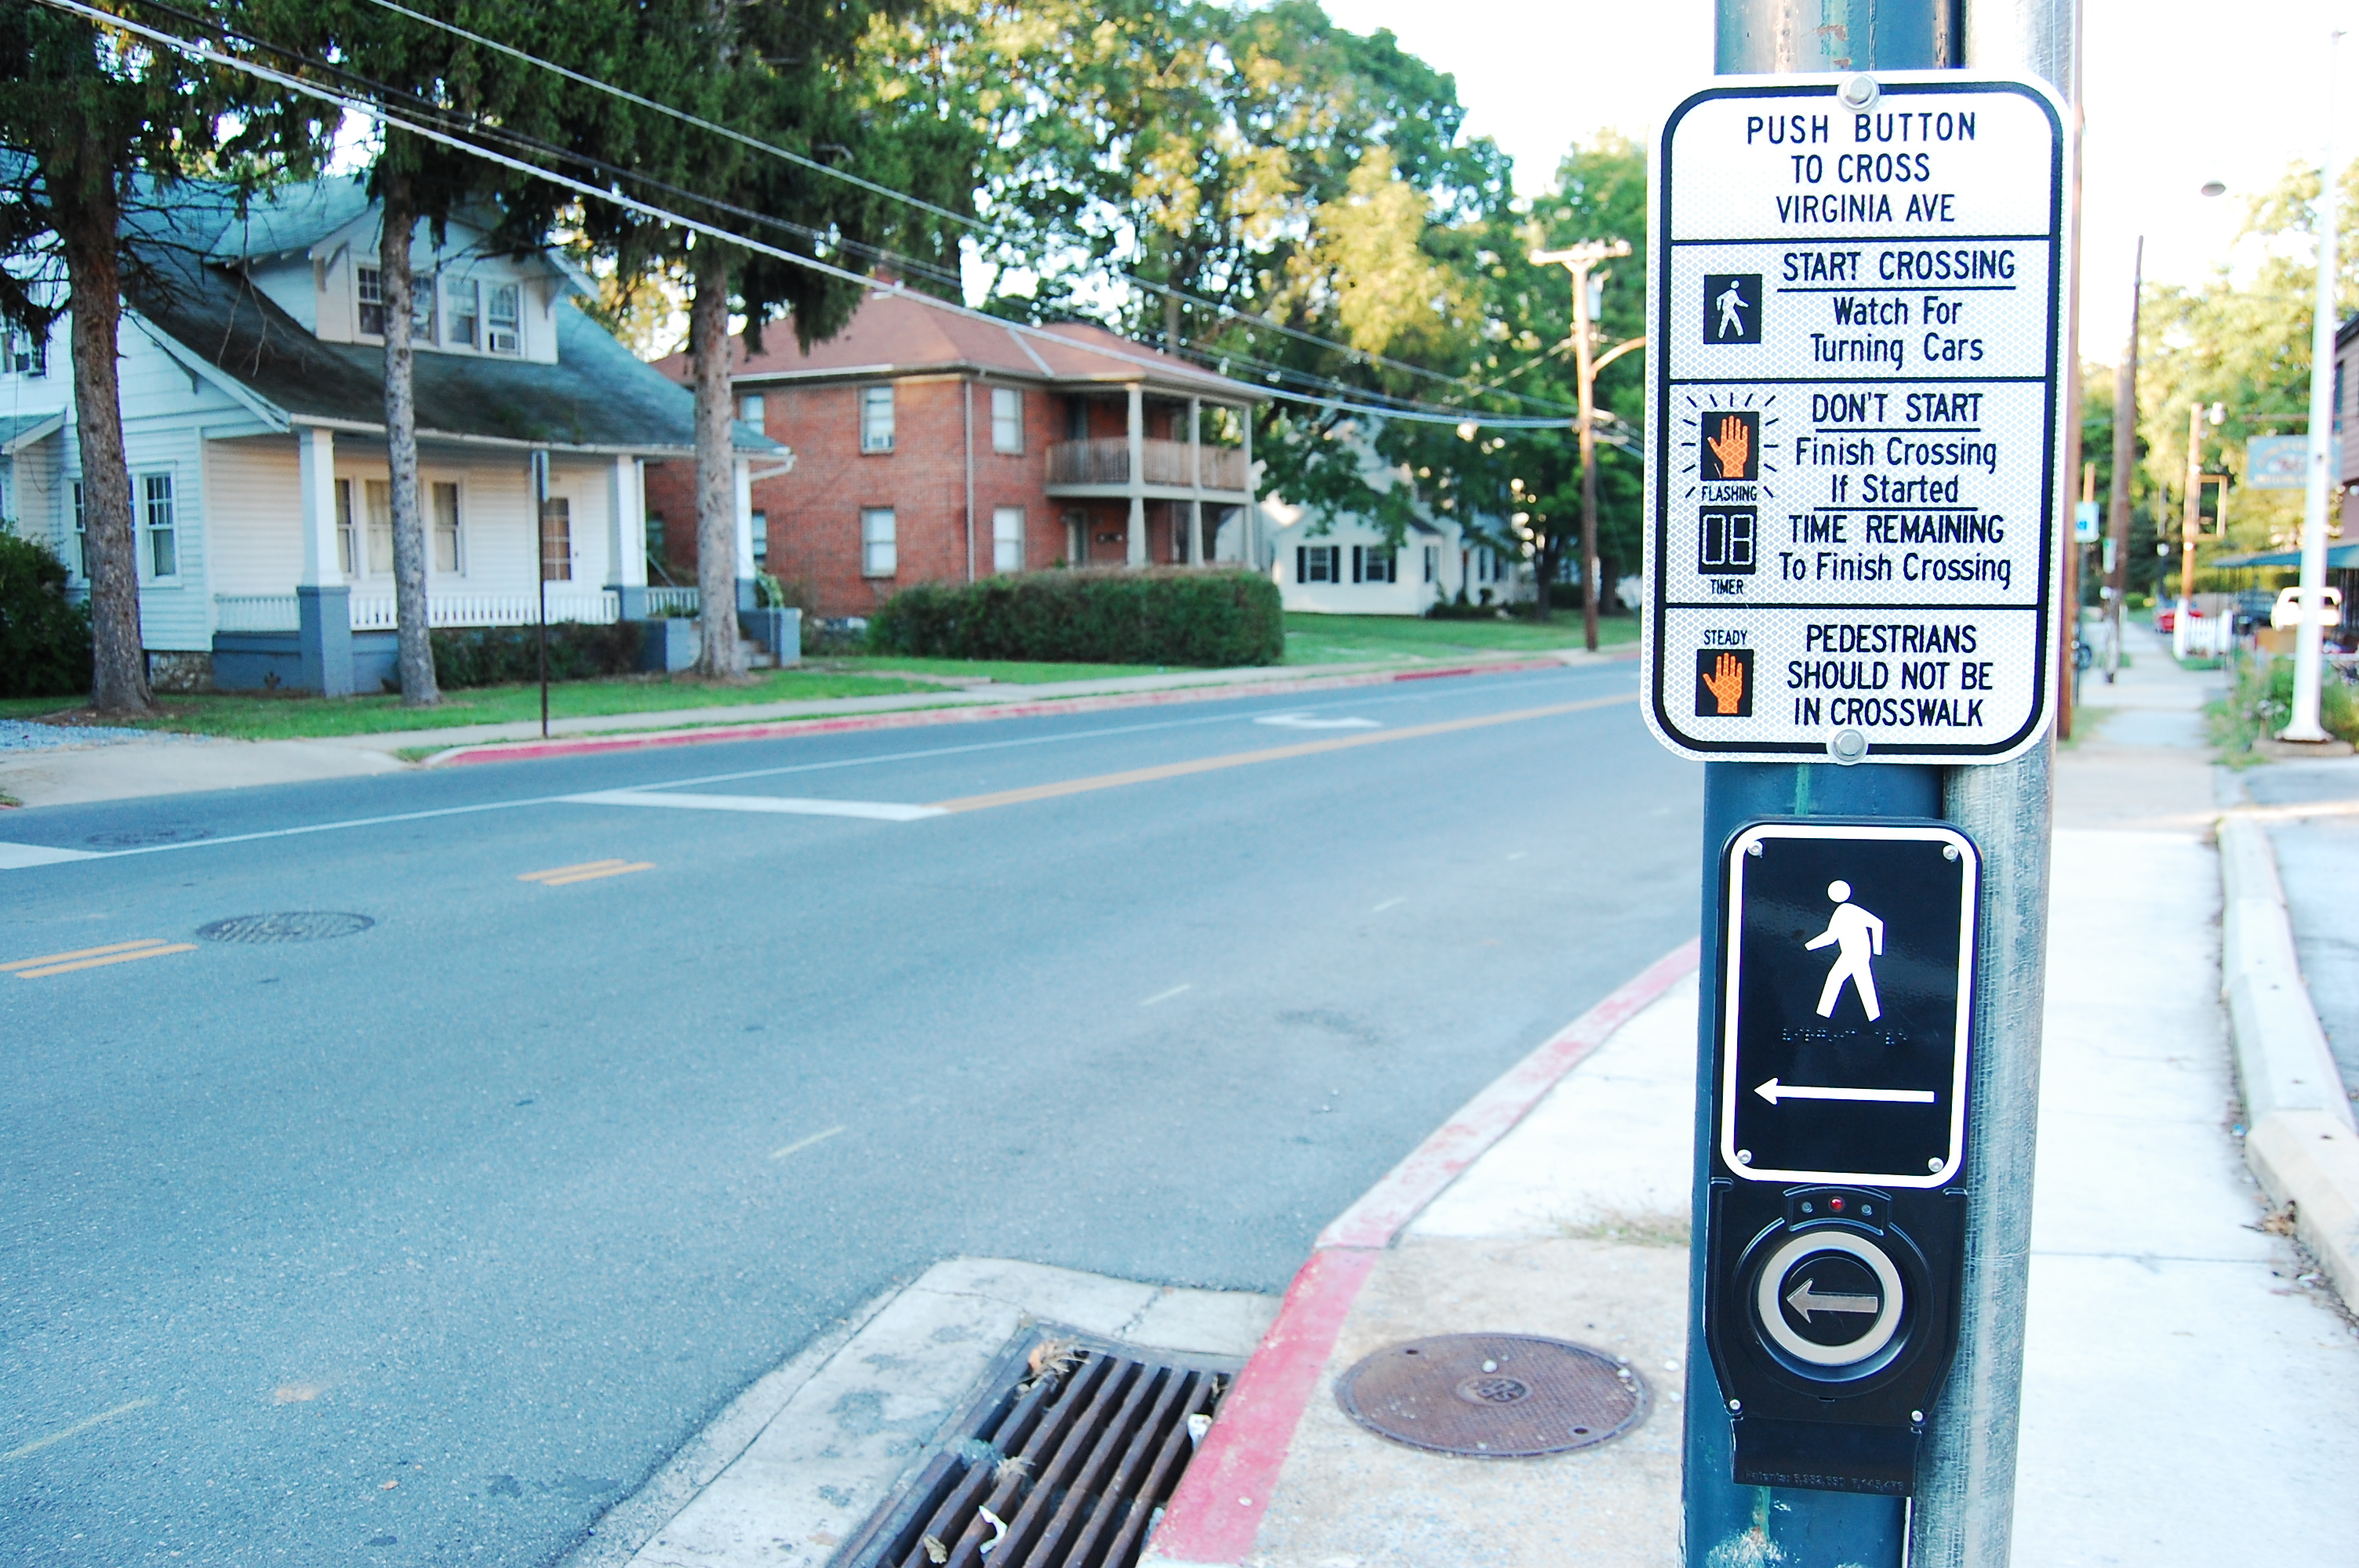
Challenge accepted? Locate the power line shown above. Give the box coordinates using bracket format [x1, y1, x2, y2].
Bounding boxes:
[350, 0, 1583, 417]
[41, 0, 1577, 431]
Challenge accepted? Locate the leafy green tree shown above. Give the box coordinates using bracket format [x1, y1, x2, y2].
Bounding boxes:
[562, 0, 971, 679]
[0, 0, 328, 712]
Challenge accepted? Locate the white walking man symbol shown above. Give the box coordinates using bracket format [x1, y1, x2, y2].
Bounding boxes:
[1715, 279, 1750, 339]
[1805, 880, 1885, 1021]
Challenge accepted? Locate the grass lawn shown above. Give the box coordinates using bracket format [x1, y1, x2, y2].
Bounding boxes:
[0, 668, 947, 742]
[1281, 610, 1639, 666]
[811, 655, 1169, 684]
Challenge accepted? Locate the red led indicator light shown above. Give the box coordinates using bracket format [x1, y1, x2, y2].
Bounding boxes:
[1829, 1197, 1846, 1212]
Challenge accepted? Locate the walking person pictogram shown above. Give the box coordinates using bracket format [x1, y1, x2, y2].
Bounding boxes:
[1805, 880, 1884, 1021]
[1716, 279, 1750, 340]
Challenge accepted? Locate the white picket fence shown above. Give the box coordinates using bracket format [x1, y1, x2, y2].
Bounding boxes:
[643, 586, 701, 617]
[214, 590, 623, 633]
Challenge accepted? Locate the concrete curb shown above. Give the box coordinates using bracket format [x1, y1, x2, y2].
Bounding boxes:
[1142, 939, 1702, 1568]
[423, 654, 1618, 768]
[2218, 812, 2359, 1308]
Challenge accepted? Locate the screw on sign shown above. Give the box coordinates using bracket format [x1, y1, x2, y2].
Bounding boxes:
[1701, 818, 1979, 1494]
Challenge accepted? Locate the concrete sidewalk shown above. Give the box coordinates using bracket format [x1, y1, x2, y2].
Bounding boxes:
[1147, 624, 2359, 1567]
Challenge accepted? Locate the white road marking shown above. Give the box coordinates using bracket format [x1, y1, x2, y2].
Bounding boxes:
[1372, 897, 1406, 913]
[769, 1125, 847, 1160]
[565, 789, 945, 822]
[1253, 713, 1382, 730]
[1140, 984, 1192, 1007]
[0, 842, 100, 869]
[2, 1398, 153, 1463]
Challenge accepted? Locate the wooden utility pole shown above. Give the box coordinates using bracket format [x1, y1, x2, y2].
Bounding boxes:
[1532, 240, 1632, 651]
[2104, 239, 2142, 681]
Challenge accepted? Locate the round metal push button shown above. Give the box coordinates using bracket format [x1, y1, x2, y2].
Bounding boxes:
[1754, 1232, 1905, 1369]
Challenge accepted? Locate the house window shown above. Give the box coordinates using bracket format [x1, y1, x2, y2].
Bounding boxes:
[751, 510, 769, 565]
[485, 283, 522, 354]
[70, 479, 85, 577]
[740, 394, 765, 426]
[861, 507, 896, 576]
[860, 386, 895, 453]
[357, 265, 387, 336]
[645, 510, 665, 560]
[1352, 545, 1395, 584]
[5, 325, 45, 376]
[1424, 544, 1439, 583]
[445, 274, 478, 347]
[411, 276, 436, 343]
[432, 481, 462, 573]
[993, 506, 1024, 572]
[540, 497, 572, 581]
[336, 479, 358, 576]
[141, 472, 177, 579]
[1297, 544, 1339, 583]
[363, 480, 394, 573]
[991, 387, 1023, 454]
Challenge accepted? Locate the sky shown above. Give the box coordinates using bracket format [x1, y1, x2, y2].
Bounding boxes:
[1318, 0, 2359, 364]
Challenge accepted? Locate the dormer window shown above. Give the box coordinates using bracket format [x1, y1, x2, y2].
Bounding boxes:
[485, 283, 521, 355]
[446, 274, 478, 347]
[357, 266, 387, 336]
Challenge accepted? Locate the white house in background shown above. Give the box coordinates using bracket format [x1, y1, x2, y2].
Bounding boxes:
[1263, 431, 1528, 615]
[0, 174, 780, 694]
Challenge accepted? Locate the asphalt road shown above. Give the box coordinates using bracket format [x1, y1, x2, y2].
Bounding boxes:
[0, 662, 1701, 1566]
[2247, 753, 2359, 1096]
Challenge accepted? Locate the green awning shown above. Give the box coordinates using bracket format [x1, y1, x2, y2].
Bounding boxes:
[2209, 544, 2359, 569]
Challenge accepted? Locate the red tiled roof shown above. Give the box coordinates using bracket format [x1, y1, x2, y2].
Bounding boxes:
[650, 287, 1267, 401]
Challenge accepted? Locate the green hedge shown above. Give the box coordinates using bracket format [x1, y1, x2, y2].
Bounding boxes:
[870, 568, 1283, 666]
[0, 530, 93, 698]
[430, 622, 644, 688]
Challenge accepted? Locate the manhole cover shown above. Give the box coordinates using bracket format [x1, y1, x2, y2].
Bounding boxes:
[86, 825, 213, 847]
[1335, 1334, 1647, 1457]
[196, 912, 376, 944]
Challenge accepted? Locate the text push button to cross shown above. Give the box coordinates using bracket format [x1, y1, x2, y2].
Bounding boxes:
[1755, 1232, 1904, 1370]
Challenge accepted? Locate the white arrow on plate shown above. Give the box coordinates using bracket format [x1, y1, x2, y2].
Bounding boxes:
[1754, 1078, 1937, 1106]
[1786, 1277, 1881, 1321]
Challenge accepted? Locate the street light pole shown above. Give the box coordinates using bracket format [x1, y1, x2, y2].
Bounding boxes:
[1533, 240, 1631, 651]
[2104, 240, 2141, 683]
[2287, 30, 2344, 742]
[2178, 401, 2203, 654]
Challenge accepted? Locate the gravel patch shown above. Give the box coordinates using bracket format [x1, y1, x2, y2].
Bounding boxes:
[0, 718, 185, 753]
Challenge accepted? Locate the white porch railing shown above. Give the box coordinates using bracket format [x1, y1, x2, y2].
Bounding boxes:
[214, 590, 624, 633]
[644, 586, 701, 616]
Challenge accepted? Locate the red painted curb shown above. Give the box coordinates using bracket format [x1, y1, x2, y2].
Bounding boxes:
[1147, 938, 1702, 1565]
[423, 652, 1628, 768]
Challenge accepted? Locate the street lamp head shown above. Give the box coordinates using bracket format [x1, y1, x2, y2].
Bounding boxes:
[2200, 180, 2227, 198]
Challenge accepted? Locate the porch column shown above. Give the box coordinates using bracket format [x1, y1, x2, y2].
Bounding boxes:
[1238, 403, 1259, 569]
[1187, 396, 1204, 564]
[1125, 383, 1146, 566]
[293, 423, 353, 696]
[606, 454, 648, 619]
[733, 455, 758, 612]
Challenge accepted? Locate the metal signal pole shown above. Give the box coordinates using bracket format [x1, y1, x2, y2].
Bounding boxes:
[2286, 30, 2343, 742]
[1534, 241, 1635, 650]
[1685, 3, 2071, 1566]
[2104, 240, 2139, 682]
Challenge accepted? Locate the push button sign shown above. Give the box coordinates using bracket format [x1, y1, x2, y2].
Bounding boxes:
[1754, 1231, 1905, 1370]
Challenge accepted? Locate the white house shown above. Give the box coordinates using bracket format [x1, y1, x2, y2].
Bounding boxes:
[0, 175, 780, 694]
[1263, 432, 1528, 615]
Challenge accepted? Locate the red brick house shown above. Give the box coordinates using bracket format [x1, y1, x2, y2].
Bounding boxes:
[644, 288, 1270, 615]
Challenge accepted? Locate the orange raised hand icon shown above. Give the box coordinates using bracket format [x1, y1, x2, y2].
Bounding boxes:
[1702, 652, 1747, 714]
[1707, 415, 1751, 480]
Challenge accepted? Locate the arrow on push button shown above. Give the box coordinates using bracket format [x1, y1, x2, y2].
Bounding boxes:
[1754, 1078, 1937, 1106]
[1785, 1278, 1881, 1322]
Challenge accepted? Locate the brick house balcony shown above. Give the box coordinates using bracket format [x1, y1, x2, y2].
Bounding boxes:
[1045, 437, 1250, 495]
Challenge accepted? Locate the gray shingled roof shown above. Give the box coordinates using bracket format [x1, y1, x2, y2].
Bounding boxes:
[124, 180, 773, 456]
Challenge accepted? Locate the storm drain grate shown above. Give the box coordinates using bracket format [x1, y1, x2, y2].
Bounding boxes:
[841, 1335, 1230, 1568]
[196, 911, 376, 944]
[1335, 1333, 1648, 1457]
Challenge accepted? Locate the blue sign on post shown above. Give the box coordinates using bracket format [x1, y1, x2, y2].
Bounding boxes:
[2073, 501, 2099, 542]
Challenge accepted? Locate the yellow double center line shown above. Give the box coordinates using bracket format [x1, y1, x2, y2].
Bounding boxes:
[518, 858, 656, 887]
[3, 939, 198, 979]
[929, 694, 1635, 813]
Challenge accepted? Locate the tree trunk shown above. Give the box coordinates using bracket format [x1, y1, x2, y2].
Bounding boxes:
[56, 152, 151, 714]
[380, 168, 439, 706]
[1531, 537, 1557, 621]
[689, 243, 743, 679]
